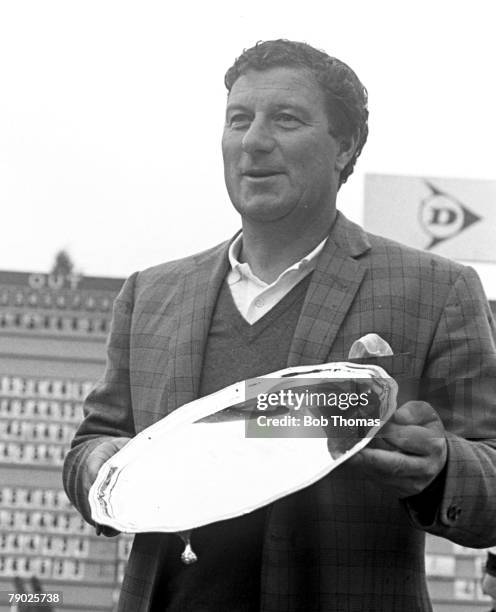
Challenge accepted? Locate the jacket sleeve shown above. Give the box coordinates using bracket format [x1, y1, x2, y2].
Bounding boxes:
[404, 265, 496, 547]
[62, 272, 139, 525]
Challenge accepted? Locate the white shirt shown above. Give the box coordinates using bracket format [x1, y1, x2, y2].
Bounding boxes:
[227, 234, 327, 324]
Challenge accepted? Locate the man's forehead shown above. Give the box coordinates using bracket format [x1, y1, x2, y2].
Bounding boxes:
[226, 66, 324, 107]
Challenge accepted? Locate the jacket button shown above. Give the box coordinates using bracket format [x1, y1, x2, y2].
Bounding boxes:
[446, 505, 461, 521]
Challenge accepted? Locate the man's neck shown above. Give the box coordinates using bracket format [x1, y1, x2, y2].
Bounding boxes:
[239, 211, 335, 284]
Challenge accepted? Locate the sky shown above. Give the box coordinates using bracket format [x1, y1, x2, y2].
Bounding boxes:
[0, 1, 495, 293]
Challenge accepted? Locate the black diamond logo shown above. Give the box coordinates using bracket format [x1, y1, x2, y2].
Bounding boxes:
[419, 180, 481, 249]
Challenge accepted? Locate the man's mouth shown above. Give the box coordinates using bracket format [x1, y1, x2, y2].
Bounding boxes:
[242, 169, 284, 178]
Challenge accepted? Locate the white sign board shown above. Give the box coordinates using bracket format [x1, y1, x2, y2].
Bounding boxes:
[363, 174, 496, 262]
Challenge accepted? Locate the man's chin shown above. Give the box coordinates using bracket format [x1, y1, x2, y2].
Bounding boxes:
[233, 198, 295, 223]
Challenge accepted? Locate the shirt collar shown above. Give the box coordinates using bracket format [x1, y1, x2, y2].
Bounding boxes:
[228, 233, 328, 286]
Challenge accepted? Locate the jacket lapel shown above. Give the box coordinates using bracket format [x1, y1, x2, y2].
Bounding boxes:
[162, 240, 232, 414]
[287, 212, 370, 367]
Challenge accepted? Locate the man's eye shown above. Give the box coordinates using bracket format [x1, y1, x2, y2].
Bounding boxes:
[228, 115, 251, 129]
[274, 113, 301, 127]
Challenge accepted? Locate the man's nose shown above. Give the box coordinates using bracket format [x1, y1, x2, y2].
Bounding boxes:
[241, 117, 276, 154]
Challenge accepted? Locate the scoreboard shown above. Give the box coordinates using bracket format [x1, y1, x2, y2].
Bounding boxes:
[0, 270, 130, 612]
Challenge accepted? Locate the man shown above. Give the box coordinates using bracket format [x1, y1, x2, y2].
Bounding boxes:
[63, 40, 496, 611]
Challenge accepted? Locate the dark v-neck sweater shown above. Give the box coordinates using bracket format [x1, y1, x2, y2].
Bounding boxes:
[153, 275, 311, 612]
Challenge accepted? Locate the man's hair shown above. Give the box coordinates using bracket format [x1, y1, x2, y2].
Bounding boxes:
[224, 39, 368, 186]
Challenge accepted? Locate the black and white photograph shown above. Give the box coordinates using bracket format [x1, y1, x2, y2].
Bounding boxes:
[1, 1, 496, 611]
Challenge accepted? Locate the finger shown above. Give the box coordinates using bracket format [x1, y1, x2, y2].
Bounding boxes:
[91, 438, 129, 464]
[86, 438, 130, 484]
[350, 446, 427, 479]
[86, 448, 116, 479]
[349, 447, 442, 497]
[376, 423, 447, 456]
[392, 401, 440, 426]
[348, 448, 438, 497]
[367, 435, 397, 451]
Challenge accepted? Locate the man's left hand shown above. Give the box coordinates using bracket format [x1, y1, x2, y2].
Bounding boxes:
[347, 401, 447, 498]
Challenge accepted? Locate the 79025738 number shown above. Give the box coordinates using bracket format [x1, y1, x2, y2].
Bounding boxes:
[6, 591, 63, 605]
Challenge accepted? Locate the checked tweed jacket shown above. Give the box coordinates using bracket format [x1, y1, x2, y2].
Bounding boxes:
[63, 211, 496, 612]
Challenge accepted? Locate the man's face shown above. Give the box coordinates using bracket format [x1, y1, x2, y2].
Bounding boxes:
[222, 66, 350, 225]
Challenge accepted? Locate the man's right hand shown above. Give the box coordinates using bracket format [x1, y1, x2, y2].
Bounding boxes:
[84, 436, 131, 536]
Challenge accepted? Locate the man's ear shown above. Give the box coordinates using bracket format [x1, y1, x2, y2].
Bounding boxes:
[335, 134, 358, 172]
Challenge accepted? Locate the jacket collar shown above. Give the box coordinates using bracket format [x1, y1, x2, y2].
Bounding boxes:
[326, 210, 371, 258]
